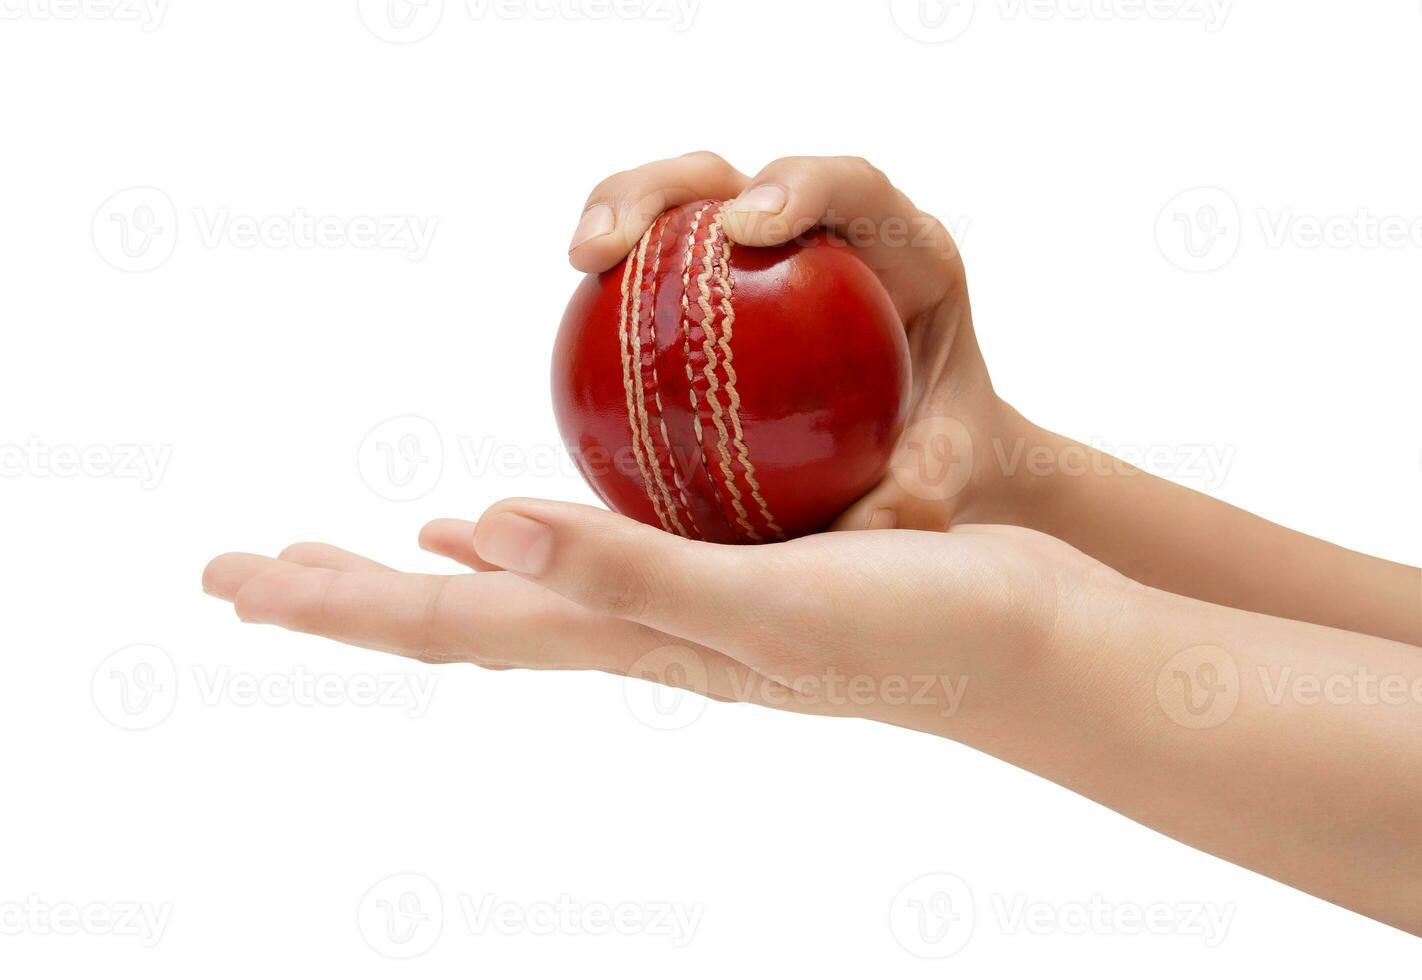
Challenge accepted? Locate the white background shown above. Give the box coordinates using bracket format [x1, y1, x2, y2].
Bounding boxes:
[2, 0, 1419, 974]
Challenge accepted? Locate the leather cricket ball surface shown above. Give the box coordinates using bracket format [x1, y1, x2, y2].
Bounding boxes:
[552, 199, 911, 544]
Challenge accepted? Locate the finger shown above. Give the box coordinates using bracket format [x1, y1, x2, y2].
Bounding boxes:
[277, 541, 395, 573]
[829, 480, 953, 534]
[568, 151, 749, 273]
[229, 560, 483, 664]
[720, 156, 960, 311]
[217, 553, 634, 670]
[204, 552, 850, 713]
[203, 552, 280, 602]
[210, 551, 773, 703]
[469, 498, 815, 687]
[418, 518, 499, 572]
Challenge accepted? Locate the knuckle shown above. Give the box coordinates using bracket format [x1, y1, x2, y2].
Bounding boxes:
[412, 577, 461, 664]
[916, 211, 959, 256]
[679, 149, 728, 169]
[293, 571, 338, 633]
[587, 170, 632, 204]
[838, 155, 886, 181]
[625, 188, 672, 226]
[596, 556, 655, 621]
[761, 155, 818, 181]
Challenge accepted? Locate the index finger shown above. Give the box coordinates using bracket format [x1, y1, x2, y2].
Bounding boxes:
[720, 156, 961, 313]
[568, 151, 749, 273]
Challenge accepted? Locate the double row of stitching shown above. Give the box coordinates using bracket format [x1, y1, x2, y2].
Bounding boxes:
[639, 218, 701, 539]
[679, 205, 726, 532]
[696, 210, 764, 543]
[712, 215, 786, 541]
[618, 224, 672, 534]
[622, 214, 710, 540]
[620, 201, 784, 544]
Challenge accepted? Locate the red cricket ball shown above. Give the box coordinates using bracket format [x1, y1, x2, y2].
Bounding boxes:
[552, 199, 911, 544]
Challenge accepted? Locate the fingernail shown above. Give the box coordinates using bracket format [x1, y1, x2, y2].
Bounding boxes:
[475, 513, 554, 576]
[868, 508, 897, 530]
[726, 185, 787, 216]
[568, 204, 614, 251]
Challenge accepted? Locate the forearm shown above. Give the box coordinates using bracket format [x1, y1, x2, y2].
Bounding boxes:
[971, 576, 1422, 933]
[983, 408, 1421, 645]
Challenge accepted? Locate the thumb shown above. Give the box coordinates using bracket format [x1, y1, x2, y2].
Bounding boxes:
[830, 479, 954, 533]
[471, 498, 778, 653]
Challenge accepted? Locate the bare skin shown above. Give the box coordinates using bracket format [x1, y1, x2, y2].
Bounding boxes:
[204, 154, 1422, 933]
[562, 152, 1421, 644]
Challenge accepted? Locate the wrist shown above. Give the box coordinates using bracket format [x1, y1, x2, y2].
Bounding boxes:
[969, 408, 1125, 545]
[964, 551, 1186, 762]
[956, 397, 1061, 531]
